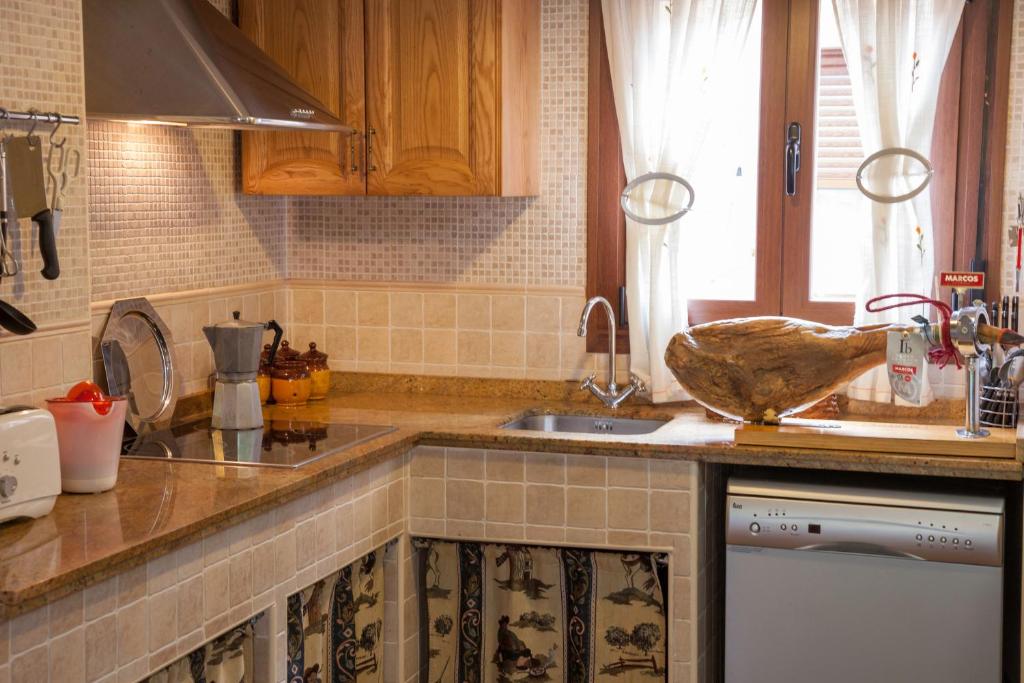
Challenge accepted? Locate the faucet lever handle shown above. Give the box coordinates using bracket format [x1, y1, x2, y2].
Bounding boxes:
[629, 373, 647, 394]
[579, 373, 597, 391]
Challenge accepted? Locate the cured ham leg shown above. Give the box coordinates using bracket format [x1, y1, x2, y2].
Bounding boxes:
[664, 316, 1023, 423]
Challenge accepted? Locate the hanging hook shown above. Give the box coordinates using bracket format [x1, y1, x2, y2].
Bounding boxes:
[49, 115, 66, 148]
[26, 109, 39, 139]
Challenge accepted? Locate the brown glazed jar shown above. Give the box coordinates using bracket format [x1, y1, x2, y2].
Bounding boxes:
[275, 340, 301, 365]
[300, 342, 330, 400]
[271, 359, 311, 406]
[256, 362, 272, 404]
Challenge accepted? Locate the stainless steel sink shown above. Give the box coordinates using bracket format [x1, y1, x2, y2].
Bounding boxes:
[500, 414, 668, 435]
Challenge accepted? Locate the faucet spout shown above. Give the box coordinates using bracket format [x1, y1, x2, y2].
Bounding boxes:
[577, 296, 642, 408]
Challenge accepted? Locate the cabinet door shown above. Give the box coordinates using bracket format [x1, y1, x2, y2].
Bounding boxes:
[240, 0, 366, 195]
[365, 0, 499, 195]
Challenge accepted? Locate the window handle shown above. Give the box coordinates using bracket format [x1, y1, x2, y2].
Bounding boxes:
[785, 122, 802, 196]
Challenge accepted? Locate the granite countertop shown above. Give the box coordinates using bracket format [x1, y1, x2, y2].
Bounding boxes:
[0, 380, 1019, 617]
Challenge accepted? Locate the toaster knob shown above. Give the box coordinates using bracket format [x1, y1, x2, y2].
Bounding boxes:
[0, 475, 16, 499]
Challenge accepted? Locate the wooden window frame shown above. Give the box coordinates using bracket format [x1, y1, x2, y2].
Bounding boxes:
[586, 0, 1013, 353]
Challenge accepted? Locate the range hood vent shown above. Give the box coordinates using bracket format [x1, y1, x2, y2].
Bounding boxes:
[83, 0, 351, 132]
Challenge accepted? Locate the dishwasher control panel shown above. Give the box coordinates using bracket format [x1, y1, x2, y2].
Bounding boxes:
[726, 494, 1003, 567]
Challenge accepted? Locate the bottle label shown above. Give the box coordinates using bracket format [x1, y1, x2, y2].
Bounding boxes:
[887, 330, 926, 404]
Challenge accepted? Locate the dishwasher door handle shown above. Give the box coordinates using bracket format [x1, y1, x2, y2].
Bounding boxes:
[795, 541, 924, 560]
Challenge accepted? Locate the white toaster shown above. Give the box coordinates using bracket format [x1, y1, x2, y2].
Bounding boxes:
[0, 406, 61, 524]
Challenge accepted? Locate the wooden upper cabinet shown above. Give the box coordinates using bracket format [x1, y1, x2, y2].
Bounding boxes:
[240, 0, 539, 196]
[240, 0, 366, 195]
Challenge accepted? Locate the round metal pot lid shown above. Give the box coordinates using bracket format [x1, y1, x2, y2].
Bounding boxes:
[100, 297, 182, 431]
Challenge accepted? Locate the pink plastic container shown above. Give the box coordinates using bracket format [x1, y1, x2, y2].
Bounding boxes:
[45, 397, 127, 493]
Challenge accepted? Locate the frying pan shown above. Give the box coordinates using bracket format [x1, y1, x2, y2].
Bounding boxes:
[0, 298, 36, 335]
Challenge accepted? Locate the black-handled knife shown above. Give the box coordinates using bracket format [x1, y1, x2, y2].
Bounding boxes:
[34, 209, 59, 280]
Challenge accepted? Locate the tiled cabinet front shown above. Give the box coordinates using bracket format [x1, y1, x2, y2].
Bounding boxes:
[406, 447, 700, 683]
[0, 447, 699, 683]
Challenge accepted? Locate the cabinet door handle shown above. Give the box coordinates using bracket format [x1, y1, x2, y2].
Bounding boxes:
[785, 122, 802, 197]
[367, 127, 378, 173]
[349, 131, 359, 173]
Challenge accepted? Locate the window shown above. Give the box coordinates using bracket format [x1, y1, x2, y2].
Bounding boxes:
[587, 0, 1011, 353]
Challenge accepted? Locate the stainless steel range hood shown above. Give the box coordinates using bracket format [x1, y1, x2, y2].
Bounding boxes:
[83, 0, 351, 132]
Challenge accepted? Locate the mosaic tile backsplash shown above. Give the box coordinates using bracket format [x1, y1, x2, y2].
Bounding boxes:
[0, 0, 90, 328]
[87, 123, 287, 302]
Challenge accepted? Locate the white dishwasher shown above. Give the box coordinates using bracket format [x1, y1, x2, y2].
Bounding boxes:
[725, 478, 1005, 683]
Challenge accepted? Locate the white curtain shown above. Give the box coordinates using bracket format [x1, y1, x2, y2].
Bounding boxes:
[835, 0, 965, 403]
[602, 0, 758, 403]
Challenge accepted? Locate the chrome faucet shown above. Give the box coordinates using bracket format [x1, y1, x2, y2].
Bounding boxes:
[577, 296, 645, 408]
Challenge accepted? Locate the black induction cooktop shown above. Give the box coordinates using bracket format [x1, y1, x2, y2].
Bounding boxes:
[121, 417, 396, 468]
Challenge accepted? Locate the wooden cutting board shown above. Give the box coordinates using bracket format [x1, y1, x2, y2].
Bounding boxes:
[734, 418, 1017, 459]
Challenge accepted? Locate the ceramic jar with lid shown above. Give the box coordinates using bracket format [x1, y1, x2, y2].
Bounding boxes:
[271, 359, 311, 406]
[257, 362, 272, 404]
[300, 342, 330, 400]
[275, 340, 301, 364]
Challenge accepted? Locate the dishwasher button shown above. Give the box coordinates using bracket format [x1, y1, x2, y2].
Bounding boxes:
[791, 524, 798, 532]
[953, 539, 959, 545]
[940, 537, 947, 543]
[928, 535, 935, 542]
[965, 539, 972, 547]
[780, 524, 787, 531]
[915, 534, 923, 541]
[749, 522, 761, 534]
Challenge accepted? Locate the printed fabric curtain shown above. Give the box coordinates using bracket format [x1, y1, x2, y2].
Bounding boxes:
[287, 549, 386, 683]
[601, 0, 758, 403]
[418, 539, 669, 682]
[144, 616, 262, 683]
[836, 0, 965, 403]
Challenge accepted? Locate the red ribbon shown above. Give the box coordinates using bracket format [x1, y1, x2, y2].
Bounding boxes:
[864, 293, 961, 369]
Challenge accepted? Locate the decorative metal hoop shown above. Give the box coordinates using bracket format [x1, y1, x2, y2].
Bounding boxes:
[620, 171, 695, 225]
[855, 147, 934, 204]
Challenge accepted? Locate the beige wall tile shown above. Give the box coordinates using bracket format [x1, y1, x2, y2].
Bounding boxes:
[424, 295, 456, 328]
[525, 333, 559, 369]
[0, 341, 32, 396]
[390, 292, 424, 327]
[423, 329, 457, 365]
[357, 328, 389, 362]
[116, 600, 148, 666]
[491, 295, 525, 331]
[566, 487, 605, 529]
[607, 458, 648, 488]
[31, 337, 62, 391]
[446, 448, 485, 480]
[148, 589, 177, 652]
[10, 645, 47, 683]
[526, 297, 561, 332]
[457, 294, 491, 330]
[326, 326, 357, 361]
[566, 455, 606, 486]
[61, 332, 92, 384]
[409, 478, 444, 519]
[485, 451, 524, 481]
[203, 562, 230, 621]
[357, 292, 389, 326]
[650, 490, 690, 533]
[485, 483, 524, 523]
[447, 480, 484, 521]
[649, 460, 694, 490]
[457, 331, 490, 365]
[410, 447, 445, 477]
[607, 489, 649, 530]
[177, 576, 204, 637]
[525, 485, 565, 526]
[490, 332, 525, 367]
[325, 291, 357, 326]
[85, 616, 116, 681]
[391, 329, 423, 363]
[524, 453, 565, 484]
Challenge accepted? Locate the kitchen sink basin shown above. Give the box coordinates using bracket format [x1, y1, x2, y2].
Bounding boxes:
[500, 414, 668, 435]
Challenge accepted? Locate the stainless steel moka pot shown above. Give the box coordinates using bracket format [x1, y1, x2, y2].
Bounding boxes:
[203, 312, 282, 430]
